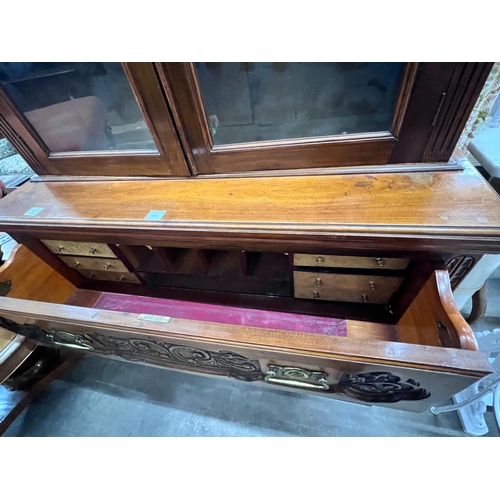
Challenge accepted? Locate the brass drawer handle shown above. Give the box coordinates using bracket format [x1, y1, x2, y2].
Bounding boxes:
[89, 247, 97, 255]
[265, 365, 329, 391]
[103, 262, 111, 270]
[73, 261, 80, 267]
[313, 291, 320, 299]
[51, 340, 93, 350]
[316, 256, 324, 264]
[362, 294, 369, 303]
[46, 331, 94, 350]
[369, 281, 376, 290]
[376, 258, 384, 267]
[316, 277, 323, 285]
[56, 245, 64, 252]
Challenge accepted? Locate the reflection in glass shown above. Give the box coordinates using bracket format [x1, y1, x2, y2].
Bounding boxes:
[195, 62, 405, 145]
[0, 62, 157, 153]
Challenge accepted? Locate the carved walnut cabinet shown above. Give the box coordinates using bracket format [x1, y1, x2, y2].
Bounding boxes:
[0, 62, 497, 414]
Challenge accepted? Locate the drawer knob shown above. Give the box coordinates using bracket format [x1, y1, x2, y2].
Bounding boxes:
[103, 262, 111, 270]
[89, 247, 97, 255]
[376, 258, 384, 267]
[89, 272, 95, 278]
[119, 275, 125, 281]
[369, 281, 376, 290]
[73, 261, 80, 267]
[56, 245, 64, 252]
[313, 291, 320, 299]
[362, 294, 369, 303]
[316, 277, 323, 285]
[316, 256, 324, 264]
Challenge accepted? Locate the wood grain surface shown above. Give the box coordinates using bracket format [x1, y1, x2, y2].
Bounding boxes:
[397, 269, 477, 350]
[0, 294, 490, 377]
[1, 159, 500, 253]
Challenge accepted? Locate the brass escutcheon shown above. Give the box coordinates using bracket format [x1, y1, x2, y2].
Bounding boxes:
[265, 365, 329, 391]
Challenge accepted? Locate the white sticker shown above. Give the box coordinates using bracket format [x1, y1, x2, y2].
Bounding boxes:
[138, 313, 171, 324]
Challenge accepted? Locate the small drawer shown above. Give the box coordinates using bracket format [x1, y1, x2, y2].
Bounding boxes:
[59, 256, 128, 273]
[294, 271, 404, 304]
[41, 240, 116, 258]
[294, 254, 409, 270]
[78, 270, 141, 284]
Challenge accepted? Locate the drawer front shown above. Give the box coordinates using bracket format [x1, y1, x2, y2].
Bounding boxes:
[41, 240, 116, 258]
[294, 271, 403, 304]
[294, 254, 409, 270]
[78, 270, 141, 284]
[0, 295, 491, 413]
[59, 256, 128, 273]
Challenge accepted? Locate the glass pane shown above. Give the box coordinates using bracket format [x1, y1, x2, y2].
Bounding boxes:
[0, 62, 157, 153]
[195, 62, 405, 145]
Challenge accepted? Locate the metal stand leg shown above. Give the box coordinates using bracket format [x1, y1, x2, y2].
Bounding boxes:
[430, 329, 500, 436]
[430, 376, 500, 436]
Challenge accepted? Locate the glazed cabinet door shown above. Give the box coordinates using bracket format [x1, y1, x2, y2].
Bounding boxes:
[158, 62, 492, 175]
[0, 63, 190, 176]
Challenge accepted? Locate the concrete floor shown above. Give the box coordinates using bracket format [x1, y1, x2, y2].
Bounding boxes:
[3, 354, 498, 437]
[2, 278, 500, 437]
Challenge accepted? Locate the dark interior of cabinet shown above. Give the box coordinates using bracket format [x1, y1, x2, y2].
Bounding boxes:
[117, 245, 291, 296]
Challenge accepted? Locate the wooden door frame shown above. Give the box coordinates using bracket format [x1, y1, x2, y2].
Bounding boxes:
[0, 63, 191, 177]
[157, 62, 493, 176]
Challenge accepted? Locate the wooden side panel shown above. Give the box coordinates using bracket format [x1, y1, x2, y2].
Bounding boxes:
[0, 244, 75, 384]
[397, 269, 476, 350]
[422, 63, 493, 162]
[390, 62, 493, 163]
[0, 244, 75, 303]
